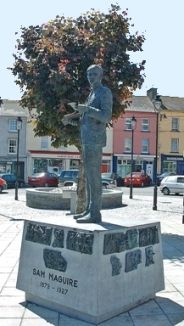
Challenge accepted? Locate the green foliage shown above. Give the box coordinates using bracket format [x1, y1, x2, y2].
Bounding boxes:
[10, 4, 145, 148]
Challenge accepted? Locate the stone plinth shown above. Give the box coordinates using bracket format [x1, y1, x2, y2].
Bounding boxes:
[16, 218, 164, 324]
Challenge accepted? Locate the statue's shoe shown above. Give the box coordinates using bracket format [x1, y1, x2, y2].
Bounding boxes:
[73, 210, 90, 220]
[76, 213, 101, 224]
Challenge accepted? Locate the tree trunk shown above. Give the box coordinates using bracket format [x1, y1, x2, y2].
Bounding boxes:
[76, 152, 87, 214]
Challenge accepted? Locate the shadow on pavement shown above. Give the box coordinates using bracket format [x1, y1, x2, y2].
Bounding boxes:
[162, 233, 184, 262]
[155, 296, 184, 325]
[19, 297, 184, 326]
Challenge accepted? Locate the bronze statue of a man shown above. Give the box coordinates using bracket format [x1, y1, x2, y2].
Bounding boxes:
[63, 65, 112, 223]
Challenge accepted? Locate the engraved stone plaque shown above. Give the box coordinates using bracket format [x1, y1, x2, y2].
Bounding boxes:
[139, 226, 159, 247]
[52, 228, 64, 248]
[103, 229, 138, 255]
[25, 222, 52, 245]
[110, 255, 122, 276]
[103, 232, 127, 254]
[66, 231, 94, 254]
[145, 246, 155, 266]
[125, 249, 142, 272]
[126, 229, 138, 250]
[43, 248, 67, 272]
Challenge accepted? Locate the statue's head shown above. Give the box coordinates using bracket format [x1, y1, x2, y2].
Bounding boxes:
[87, 65, 103, 87]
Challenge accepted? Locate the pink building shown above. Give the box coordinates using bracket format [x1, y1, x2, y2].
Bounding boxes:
[113, 96, 156, 180]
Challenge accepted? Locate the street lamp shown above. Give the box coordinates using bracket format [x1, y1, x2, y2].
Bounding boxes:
[15, 117, 22, 201]
[147, 88, 162, 210]
[129, 116, 137, 199]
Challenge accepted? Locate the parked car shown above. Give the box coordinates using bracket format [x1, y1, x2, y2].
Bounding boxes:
[102, 178, 117, 189]
[160, 175, 184, 195]
[156, 172, 176, 186]
[63, 180, 77, 188]
[124, 172, 152, 187]
[59, 170, 79, 185]
[28, 172, 58, 187]
[116, 175, 125, 187]
[0, 173, 25, 188]
[62, 178, 116, 189]
[0, 177, 7, 193]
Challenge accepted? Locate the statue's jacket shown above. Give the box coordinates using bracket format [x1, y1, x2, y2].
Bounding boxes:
[80, 85, 112, 147]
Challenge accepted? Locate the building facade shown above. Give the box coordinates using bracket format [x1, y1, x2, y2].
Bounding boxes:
[113, 96, 157, 180]
[26, 119, 113, 177]
[2, 97, 184, 183]
[0, 100, 27, 179]
[158, 97, 184, 174]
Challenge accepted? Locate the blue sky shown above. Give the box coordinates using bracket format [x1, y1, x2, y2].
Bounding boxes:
[1, 0, 184, 100]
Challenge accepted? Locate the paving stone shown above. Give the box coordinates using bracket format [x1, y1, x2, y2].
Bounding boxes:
[129, 300, 163, 315]
[167, 313, 184, 324]
[24, 303, 59, 319]
[0, 287, 24, 297]
[21, 318, 58, 326]
[131, 314, 172, 326]
[0, 191, 184, 326]
[0, 319, 21, 326]
[0, 306, 25, 318]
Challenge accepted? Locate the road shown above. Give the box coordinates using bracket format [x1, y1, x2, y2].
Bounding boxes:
[3, 185, 183, 199]
[118, 185, 184, 198]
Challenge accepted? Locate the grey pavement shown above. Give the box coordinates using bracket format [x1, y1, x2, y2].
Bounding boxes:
[0, 188, 184, 325]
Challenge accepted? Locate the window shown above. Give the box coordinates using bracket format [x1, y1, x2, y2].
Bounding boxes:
[141, 119, 149, 131]
[177, 177, 184, 183]
[124, 138, 131, 152]
[171, 138, 179, 152]
[8, 139, 17, 154]
[124, 118, 132, 130]
[9, 119, 17, 132]
[41, 136, 49, 149]
[171, 118, 179, 131]
[141, 139, 149, 153]
[162, 160, 176, 173]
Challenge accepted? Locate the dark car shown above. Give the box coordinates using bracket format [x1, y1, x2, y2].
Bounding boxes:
[116, 176, 125, 187]
[157, 172, 176, 186]
[124, 172, 152, 187]
[59, 170, 79, 185]
[28, 172, 58, 187]
[0, 173, 25, 188]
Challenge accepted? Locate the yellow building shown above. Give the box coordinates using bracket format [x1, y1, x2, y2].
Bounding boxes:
[158, 97, 184, 174]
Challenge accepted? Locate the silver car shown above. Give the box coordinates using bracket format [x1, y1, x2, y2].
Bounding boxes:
[160, 175, 184, 195]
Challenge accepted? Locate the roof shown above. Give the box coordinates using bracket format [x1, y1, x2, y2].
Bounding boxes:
[160, 96, 184, 111]
[125, 96, 184, 113]
[125, 96, 155, 112]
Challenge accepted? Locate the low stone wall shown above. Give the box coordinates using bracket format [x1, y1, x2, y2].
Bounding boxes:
[26, 188, 123, 211]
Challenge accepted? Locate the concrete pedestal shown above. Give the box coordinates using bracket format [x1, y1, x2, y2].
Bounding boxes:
[16, 218, 164, 324]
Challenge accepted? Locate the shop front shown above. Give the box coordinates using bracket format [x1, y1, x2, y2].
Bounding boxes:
[28, 151, 112, 178]
[161, 154, 184, 175]
[113, 154, 154, 180]
[0, 160, 25, 179]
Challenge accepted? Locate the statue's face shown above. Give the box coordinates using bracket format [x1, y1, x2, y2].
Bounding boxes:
[87, 68, 102, 86]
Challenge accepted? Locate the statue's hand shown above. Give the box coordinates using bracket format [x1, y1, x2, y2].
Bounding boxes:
[77, 104, 88, 114]
[62, 112, 80, 126]
[62, 116, 70, 126]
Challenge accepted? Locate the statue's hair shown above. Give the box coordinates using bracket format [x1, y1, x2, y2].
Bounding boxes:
[87, 64, 103, 76]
